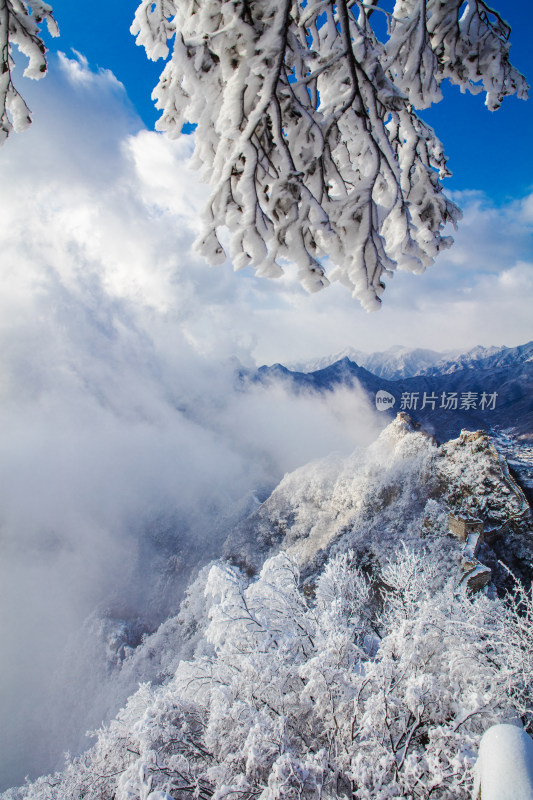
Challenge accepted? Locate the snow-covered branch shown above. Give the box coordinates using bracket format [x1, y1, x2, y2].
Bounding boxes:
[0, 0, 57, 143]
[132, 0, 528, 308]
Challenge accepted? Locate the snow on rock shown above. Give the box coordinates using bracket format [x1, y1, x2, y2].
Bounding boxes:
[462, 531, 483, 564]
[225, 415, 532, 585]
[224, 413, 442, 572]
[473, 724, 533, 800]
[459, 562, 492, 594]
[493, 430, 533, 497]
[437, 430, 530, 534]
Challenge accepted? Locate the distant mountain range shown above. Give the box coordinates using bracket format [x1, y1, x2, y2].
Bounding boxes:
[287, 342, 533, 381]
[250, 341, 533, 443]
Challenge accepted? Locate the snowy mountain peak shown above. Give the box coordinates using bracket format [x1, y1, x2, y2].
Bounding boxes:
[284, 341, 533, 381]
[368, 412, 434, 461]
[378, 411, 424, 437]
[224, 415, 531, 578]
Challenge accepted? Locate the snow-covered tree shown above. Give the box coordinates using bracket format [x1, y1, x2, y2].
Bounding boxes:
[0, 0, 58, 142]
[131, 0, 529, 308]
[10, 548, 533, 800]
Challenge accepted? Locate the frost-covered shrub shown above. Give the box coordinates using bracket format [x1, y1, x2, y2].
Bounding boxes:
[8, 548, 533, 800]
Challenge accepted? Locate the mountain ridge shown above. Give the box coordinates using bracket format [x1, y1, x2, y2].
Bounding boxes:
[253, 342, 533, 443]
[284, 341, 533, 381]
[224, 413, 532, 586]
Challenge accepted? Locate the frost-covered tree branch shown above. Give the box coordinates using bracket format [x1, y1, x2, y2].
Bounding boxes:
[132, 0, 528, 309]
[0, 1, 528, 309]
[0, 0, 57, 143]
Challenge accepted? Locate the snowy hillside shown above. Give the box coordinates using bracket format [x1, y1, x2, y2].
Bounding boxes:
[226, 414, 531, 583]
[4, 415, 533, 800]
[424, 341, 533, 377]
[493, 430, 533, 502]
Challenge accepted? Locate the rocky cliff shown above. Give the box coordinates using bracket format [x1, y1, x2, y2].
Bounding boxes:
[225, 414, 532, 589]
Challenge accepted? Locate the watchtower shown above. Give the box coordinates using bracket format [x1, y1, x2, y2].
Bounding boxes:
[448, 513, 483, 543]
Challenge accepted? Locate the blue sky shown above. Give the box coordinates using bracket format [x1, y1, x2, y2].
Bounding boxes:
[42, 0, 533, 201]
[41, 0, 163, 126]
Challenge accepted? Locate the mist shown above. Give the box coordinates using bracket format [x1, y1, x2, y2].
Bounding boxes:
[0, 311, 380, 787]
[0, 58, 384, 790]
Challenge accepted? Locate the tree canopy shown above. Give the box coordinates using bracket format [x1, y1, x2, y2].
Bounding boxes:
[9, 548, 533, 800]
[1, 0, 529, 308]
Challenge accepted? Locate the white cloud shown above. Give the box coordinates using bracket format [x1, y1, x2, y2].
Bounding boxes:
[7, 53, 533, 365]
[520, 191, 533, 224]
[58, 49, 125, 90]
[125, 130, 209, 226]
